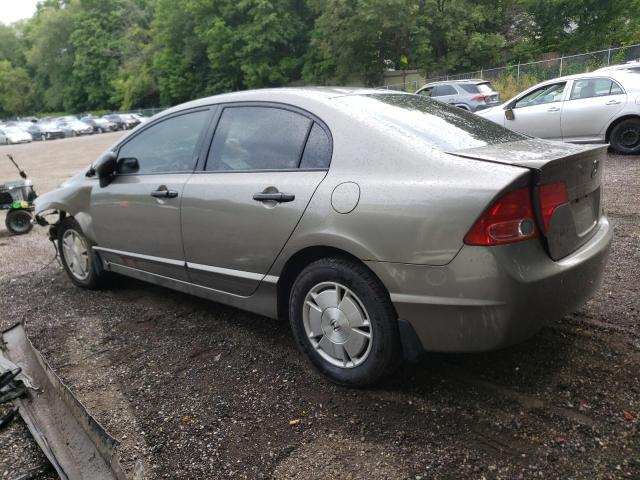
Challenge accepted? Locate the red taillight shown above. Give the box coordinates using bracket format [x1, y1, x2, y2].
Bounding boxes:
[471, 94, 489, 102]
[538, 182, 569, 232]
[464, 187, 539, 246]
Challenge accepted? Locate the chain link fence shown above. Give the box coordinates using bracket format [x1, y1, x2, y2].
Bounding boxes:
[381, 80, 419, 92]
[380, 43, 640, 96]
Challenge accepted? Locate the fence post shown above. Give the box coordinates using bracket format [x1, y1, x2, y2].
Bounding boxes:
[559, 55, 563, 76]
[607, 47, 612, 65]
[517, 62, 520, 85]
[480, 68, 483, 79]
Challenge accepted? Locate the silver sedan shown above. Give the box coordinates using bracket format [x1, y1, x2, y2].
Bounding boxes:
[477, 70, 640, 154]
[35, 88, 612, 386]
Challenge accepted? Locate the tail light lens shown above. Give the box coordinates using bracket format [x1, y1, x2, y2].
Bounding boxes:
[464, 187, 538, 246]
[471, 94, 489, 102]
[538, 182, 569, 232]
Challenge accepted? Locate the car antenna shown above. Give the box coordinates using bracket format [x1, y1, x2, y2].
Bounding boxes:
[7, 154, 27, 179]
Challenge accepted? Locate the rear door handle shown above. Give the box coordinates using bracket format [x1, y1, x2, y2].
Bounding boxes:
[605, 100, 621, 105]
[253, 192, 295, 203]
[547, 106, 561, 112]
[151, 186, 178, 198]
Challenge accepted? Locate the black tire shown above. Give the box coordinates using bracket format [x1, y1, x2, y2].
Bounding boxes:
[289, 257, 401, 387]
[609, 118, 640, 155]
[58, 217, 107, 289]
[5, 210, 33, 235]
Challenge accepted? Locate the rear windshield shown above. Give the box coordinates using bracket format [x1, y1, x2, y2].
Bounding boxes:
[334, 94, 524, 151]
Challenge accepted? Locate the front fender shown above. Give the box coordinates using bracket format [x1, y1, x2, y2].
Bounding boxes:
[34, 181, 96, 242]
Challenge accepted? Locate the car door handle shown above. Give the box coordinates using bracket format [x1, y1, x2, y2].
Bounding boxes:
[253, 192, 295, 203]
[547, 106, 561, 112]
[151, 186, 178, 198]
[605, 100, 621, 105]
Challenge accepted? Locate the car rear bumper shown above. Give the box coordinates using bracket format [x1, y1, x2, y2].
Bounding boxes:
[366, 216, 612, 353]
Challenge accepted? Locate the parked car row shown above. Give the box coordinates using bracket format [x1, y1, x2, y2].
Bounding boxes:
[0, 113, 148, 145]
[418, 63, 640, 154]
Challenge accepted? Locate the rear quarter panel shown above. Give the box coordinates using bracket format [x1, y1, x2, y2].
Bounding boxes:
[269, 104, 531, 271]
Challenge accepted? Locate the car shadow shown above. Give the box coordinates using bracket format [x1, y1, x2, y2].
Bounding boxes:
[108, 273, 576, 401]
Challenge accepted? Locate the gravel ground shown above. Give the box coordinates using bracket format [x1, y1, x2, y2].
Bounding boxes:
[0, 136, 638, 479]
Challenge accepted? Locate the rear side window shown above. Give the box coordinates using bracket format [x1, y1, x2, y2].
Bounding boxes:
[432, 85, 457, 96]
[300, 123, 332, 169]
[458, 84, 480, 94]
[334, 94, 525, 151]
[117, 110, 209, 174]
[206, 106, 312, 171]
[570, 78, 624, 99]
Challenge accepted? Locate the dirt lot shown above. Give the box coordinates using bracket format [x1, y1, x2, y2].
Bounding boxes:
[0, 135, 638, 479]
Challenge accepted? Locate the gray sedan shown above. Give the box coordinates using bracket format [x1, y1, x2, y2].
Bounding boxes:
[477, 70, 640, 154]
[35, 88, 612, 386]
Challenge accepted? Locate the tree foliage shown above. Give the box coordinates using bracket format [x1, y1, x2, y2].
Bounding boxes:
[0, 0, 638, 116]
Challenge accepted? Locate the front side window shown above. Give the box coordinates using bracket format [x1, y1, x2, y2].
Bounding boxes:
[570, 78, 624, 100]
[515, 82, 566, 108]
[206, 106, 312, 171]
[117, 110, 209, 174]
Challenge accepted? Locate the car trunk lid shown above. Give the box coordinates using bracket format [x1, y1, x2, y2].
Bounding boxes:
[448, 139, 606, 260]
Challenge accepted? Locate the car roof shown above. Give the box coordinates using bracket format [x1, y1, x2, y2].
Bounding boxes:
[154, 87, 409, 119]
[533, 69, 639, 84]
[420, 79, 489, 87]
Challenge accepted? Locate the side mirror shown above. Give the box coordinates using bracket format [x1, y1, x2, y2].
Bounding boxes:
[117, 157, 139, 174]
[505, 108, 515, 121]
[94, 151, 118, 188]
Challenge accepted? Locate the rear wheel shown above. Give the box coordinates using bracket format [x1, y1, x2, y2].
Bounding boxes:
[5, 210, 33, 235]
[289, 257, 401, 387]
[58, 217, 107, 289]
[610, 118, 640, 154]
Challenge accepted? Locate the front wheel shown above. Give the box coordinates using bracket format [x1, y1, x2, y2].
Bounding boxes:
[58, 217, 107, 289]
[5, 209, 33, 235]
[610, 119, 640, 154]
[289, 257, 401, 387]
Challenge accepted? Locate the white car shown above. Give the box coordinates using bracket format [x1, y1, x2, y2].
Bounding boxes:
[476, 70, 640, 154]
[0, 126, 33, 144]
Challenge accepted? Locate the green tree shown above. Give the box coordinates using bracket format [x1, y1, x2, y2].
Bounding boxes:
[152, 0, 212, 105]
[518, 0, 640, 55]
[0, 60, 36, 117]
[304, 0, 432, 86]
[24, 1, 77, 112]
[111, 0, 158, 109]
